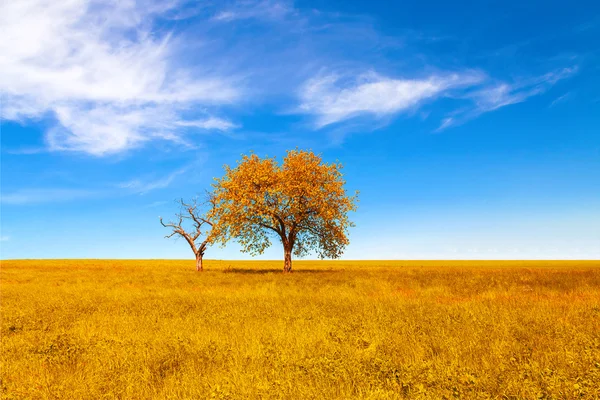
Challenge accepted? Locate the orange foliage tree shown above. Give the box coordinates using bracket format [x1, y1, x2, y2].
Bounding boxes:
[210, 149, 358, 272]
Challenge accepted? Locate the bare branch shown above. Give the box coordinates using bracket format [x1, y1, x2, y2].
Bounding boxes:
[188, 207, 205, 228]
[200, 217, 214, 226]
[160, 196, 217, 262]
[159, 217, 181, 229]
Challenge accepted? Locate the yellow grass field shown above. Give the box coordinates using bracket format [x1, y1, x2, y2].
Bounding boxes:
[2, 260, 600, 399]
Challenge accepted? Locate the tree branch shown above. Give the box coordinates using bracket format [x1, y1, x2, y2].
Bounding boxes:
[160, 197, 217, 259]
[258, 222, 281, 235]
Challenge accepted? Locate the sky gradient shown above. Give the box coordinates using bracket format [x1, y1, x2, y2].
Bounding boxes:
[1, 0, 599, 260]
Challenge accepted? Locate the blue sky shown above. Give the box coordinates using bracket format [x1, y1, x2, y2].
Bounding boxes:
[1, 0, 599, 260]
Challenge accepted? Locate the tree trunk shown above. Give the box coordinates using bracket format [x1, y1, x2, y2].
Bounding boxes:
[283, 248, 292, 273]
[196, 254, 203, 272]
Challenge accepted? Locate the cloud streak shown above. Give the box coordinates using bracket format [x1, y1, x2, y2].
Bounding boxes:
[549, 92, 572, 107]
[0, 0, 240, 156]
[0, 188, 100, 205]
[298, 71, 485, 128]
[297, 65, 578, 132]
[1, 163, 191, 205]
[118, 166, 190, 194]
[437, 67, 578, 130]
[212, 0, 293, 22]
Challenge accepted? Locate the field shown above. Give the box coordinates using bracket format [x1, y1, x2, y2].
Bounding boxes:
[2, 260, 600, 399]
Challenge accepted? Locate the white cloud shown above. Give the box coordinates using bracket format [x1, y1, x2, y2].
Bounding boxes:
[176, 117, 239, 131]
[298, 66, 577, 132]
[0, 236, 9, 242]
[549, 92, 572, 107]
[212, 0, 292, 22]
[438, 67, 578, 130]
[298, 71, 484, 128]
[437, 117, 455, 131]
[213, 11, 238, 21]
[0, 0, 240, 156]
[118, 166, 190, 194]
[470, 83, 534, 111]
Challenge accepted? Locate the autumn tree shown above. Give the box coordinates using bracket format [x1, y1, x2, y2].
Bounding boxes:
[210, 149, 358, 272]
[160, 197, 214, 272]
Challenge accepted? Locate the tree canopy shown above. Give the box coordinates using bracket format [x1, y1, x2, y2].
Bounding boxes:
[210, 149, 357, 272]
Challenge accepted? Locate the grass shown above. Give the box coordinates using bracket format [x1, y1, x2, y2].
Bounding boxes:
[2, 259, 600, 399]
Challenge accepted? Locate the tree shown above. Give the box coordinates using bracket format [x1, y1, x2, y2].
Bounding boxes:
[210, 149, 358, 272]
[160, 197, 214, 272]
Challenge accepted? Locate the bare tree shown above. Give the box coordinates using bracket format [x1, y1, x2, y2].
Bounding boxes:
[160, 197, 214, 272]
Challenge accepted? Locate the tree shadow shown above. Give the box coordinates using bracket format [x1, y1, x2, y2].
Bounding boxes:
[222, 268, 340, 274]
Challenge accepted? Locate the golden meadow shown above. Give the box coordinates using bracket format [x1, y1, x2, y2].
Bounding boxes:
[2, 260, 599, 399]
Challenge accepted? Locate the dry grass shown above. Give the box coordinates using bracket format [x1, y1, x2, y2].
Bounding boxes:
[2, 259, 600, 399]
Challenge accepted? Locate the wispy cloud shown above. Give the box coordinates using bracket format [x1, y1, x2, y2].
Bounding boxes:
[298, 70, 485, 128]
[212, 0, 293, 22]
[437, 67, 578, 130]
[175, 117, 239, 131]
[118, 166, 190, 194]
[0, 236, 10, 242]
[549, 92, 572, 107]
[437, 117, 456, 131]
[3, 147, 47, 155]
[1, 166, 190, 205]
[297, 65, 577, 132]
[473, 68, 576, 110]
[0, 188, 100, 205]
[0, 0, 584, 150]
[0, 0, 240, 156]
